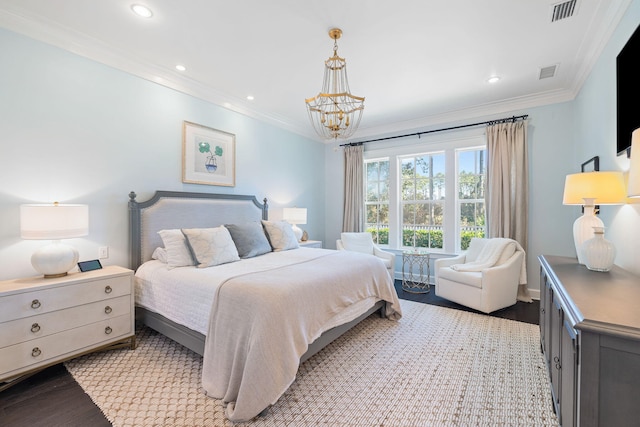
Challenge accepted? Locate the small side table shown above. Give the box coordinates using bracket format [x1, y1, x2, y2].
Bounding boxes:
[299, 240, 323, 248]
[402, 250, 431, 293]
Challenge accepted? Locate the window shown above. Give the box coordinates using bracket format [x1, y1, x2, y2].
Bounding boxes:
[365, 159, 389, 244]
[364, 133, 486, 253]
[400, 153, 445, 249]
[457, 148, 486, 250]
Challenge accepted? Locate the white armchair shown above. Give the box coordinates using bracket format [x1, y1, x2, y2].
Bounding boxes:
[336, 232, 396, 278]
[434, 237, 525, 314]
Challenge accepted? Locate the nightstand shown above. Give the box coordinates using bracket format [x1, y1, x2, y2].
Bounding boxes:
[299, 240, 323, 248]
[0, 266, 135, 390]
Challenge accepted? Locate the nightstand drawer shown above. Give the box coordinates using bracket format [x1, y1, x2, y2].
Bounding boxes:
[0, 275, 130, 323]
[0, 314, 132, 379]
[0, 295, 131, 348]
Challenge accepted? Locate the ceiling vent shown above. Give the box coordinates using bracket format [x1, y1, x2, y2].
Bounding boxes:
[551, 0, 577, 22]
[539, 65, 557, 80]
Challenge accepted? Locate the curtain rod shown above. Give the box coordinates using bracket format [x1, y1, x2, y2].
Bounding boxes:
[340, 114, 529, 147]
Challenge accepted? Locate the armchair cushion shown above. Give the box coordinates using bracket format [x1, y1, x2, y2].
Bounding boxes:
[340, 232, 375, 254]
[437, 269, 483, 288]
[337, 232, 396, 277]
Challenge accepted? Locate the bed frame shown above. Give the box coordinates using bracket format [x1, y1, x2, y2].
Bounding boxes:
[128, 190, 383, 361]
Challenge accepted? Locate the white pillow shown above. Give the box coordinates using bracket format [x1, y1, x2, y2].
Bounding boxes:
[261, 220, 299, 251]
[181, 226, 240, 268]
[151, 247, 168, 263]
[158, 229, 195, 269]
[340, 232, 374, 254]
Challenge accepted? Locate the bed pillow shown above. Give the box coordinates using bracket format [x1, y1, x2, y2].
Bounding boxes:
[151, 247, 168, 264]
[181, 226, 240, 268]
[261, 220, 299, 251]
[225, 222, 272, 258]
[157, 229, 195, 268]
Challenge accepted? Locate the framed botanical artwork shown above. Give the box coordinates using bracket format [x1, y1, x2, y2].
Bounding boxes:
[182, 121, 236, 186]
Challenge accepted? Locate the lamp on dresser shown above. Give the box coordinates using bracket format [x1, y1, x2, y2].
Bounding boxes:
[282, 207, 307, 241]
[562, 171, 625, 264]
[20, 202, 89, 278]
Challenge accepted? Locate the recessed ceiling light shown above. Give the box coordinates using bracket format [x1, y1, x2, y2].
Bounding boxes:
[246, 95, 255, 101]
[175, 64, 186, 71]
[487, 76, 501, 84]
[131, 4, 153, 18]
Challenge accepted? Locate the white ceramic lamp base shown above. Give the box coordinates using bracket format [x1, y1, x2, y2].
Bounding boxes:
[291, 224, 303, 242]
[31, 240, 79, 278]
[572, 205, 603, 265]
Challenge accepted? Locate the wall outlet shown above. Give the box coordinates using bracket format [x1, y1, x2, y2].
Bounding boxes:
[99, 246, 109, 259]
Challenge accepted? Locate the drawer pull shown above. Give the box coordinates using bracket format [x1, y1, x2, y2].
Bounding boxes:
[31, 323, 41, 333]
[31, 299, 41, 309]
[105, 285, 112, 294]
[104, 306, 113, 314]
[105, 326, 112, 335]
[32, 347, 41, 357]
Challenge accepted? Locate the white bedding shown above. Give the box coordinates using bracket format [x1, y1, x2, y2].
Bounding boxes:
[135, 247, 390, 336]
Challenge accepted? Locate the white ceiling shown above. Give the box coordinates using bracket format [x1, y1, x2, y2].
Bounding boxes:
[0, 0, 632, 142]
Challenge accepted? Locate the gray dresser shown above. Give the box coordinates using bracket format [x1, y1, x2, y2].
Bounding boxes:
[539, 255, 640, 427]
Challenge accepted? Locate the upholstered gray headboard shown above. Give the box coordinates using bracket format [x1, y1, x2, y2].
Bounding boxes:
[128, 191, 268, 270]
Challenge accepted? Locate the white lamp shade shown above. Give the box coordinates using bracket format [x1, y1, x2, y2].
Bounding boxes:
[562, 171, 626, 205]
[21, 204, 89, 239]
[282, 208, 307, 225]
[20, 203, 88, 277]
[628, 128, 640, 198]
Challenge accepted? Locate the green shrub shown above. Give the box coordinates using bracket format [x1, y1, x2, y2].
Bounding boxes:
[366, 227, 484, 250]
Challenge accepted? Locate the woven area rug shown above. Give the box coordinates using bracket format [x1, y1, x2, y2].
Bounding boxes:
[65, 300, 558, 426]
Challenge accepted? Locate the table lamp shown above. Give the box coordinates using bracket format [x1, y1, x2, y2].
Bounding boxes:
[562, 171, 625, 264]
[20, 203, 89, 278]
[282, 207, 307, 241]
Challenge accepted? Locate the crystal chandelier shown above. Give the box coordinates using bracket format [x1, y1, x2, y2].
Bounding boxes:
[305, 28, 365, 140]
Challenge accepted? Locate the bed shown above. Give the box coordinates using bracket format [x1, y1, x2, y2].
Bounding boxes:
[128, 190, 402, 422]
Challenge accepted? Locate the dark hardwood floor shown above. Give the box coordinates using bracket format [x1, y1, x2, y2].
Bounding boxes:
[394, 280, 540, 325]
[0, 280, 540, 427]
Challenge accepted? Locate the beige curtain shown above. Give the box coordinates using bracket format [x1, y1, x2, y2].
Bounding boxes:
[342, 144, 364, 232]
[486, 120, 532, 302]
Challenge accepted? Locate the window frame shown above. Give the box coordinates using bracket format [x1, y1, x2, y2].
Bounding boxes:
[363, 130, 486, 254]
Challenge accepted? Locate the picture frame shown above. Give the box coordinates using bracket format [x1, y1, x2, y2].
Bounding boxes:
[182, 121, 236, 186]
[581, 156, 600, 173]
[581, 155, 600, 213]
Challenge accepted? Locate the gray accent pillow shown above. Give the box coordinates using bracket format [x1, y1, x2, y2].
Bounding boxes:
[225, 222, 272, 258]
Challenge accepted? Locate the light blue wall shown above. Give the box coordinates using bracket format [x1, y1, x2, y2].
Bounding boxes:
[0, 28, 324, 280]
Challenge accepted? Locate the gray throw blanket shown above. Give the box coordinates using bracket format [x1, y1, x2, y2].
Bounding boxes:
[201, 250, 402, 422]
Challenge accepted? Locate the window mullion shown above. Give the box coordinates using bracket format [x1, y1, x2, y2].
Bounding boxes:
[388, 155, 400, 248]
[444, 148, 457, 253]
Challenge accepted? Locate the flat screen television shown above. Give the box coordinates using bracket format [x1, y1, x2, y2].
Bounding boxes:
[616, 23, 640, 157]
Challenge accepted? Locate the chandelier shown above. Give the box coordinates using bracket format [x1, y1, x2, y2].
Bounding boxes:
[305, 28, 365, 140]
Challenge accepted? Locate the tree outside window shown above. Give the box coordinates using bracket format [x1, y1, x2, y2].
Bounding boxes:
[365, 160, 389, 244]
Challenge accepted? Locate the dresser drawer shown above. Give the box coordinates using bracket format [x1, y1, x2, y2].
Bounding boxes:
[0, 275, 130, 323]
[0, 314, 132, 379]
[0, 295, 131, 348]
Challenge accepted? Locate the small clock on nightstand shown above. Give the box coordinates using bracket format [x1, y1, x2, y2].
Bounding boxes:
[299, 240, 323, 248]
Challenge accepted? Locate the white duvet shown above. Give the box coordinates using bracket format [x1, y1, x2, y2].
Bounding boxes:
[135, 248, 350, 335]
